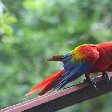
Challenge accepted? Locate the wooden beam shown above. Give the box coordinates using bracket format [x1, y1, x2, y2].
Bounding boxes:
[0, 73, 112, 112]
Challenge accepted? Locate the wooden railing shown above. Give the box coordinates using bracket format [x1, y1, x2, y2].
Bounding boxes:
[0, 73, 112, 112]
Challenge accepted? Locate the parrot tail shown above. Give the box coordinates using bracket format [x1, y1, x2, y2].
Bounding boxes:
[25, 70, 64, 96]
[38, 74, 64, 96]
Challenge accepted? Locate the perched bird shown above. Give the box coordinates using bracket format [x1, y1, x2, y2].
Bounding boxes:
[26, 42, 112, 96]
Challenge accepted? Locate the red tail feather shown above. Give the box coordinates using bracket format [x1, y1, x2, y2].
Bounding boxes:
[38, 77, 63, 96]
[25, 70, 64, 96]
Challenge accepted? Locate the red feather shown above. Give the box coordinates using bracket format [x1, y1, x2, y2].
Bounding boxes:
[38, 75, 63, 96]
[25, 70, 64, 96]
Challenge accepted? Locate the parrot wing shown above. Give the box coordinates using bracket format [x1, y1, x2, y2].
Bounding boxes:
[52, 62, 92, 91]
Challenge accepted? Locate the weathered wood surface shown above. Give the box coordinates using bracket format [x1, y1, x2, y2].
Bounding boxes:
[0, 73, 112, 112]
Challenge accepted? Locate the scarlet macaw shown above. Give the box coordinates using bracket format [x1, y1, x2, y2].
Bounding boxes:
[26, 42, 112, 96]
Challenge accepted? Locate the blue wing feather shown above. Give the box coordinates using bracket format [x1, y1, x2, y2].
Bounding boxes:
[53, 53, 92, 90]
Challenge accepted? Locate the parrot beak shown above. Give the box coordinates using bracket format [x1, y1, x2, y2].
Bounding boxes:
[47, 55, 64, 61]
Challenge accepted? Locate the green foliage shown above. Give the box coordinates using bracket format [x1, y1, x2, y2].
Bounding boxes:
[0, 0, 112, 111]
[0, 13, 16, 38]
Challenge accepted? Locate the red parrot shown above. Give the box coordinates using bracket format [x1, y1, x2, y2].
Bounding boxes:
[26, 42, 112, 96]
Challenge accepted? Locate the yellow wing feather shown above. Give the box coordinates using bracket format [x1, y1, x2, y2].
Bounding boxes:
[70, 45, 84, 61]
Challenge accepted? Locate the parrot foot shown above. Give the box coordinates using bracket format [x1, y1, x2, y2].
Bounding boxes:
[102, 71, 110, 83]
[84, 77, 97, 90]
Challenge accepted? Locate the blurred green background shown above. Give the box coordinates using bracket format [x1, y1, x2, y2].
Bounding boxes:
[0, 0, 112, 111]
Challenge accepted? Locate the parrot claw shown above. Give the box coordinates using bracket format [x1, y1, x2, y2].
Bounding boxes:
[102, 71, 110, 83]
[84, 77, 97, 90]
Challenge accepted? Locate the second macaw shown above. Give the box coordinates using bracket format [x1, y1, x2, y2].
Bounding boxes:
[26, 42, 112, 96]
